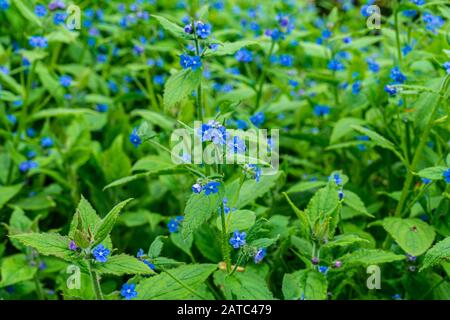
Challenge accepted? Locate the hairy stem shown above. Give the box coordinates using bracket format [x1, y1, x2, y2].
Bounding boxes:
[88, 260, 104, 300]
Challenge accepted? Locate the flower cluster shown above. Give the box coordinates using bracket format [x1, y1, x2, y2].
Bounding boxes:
[167, 216, 184, 233]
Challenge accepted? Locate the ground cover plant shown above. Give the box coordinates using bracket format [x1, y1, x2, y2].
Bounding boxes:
[0, 0, 449, 301]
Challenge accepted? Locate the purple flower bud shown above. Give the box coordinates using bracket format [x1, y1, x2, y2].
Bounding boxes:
[312, 257, 319, 265]
[69, 240, 78, 251]
[406, 254, 416, 262]
[338, 190, 344, 201]
[334, 260, 342, 268]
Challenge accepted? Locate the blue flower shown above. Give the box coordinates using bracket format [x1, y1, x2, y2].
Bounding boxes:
[279, 54, 293, 67]
[198, 121, 226, 145]
[19, 161, 38, 173]
[422, 12, 444, 34]
[49, 0, 65, 11]
[366, 58, 380, 72]
[410, 0, 425, 5]
[167, 216, 183, 233]
[227, 136, 246, 154]
[328, 59, 345, 71]
[235, 119, 248, 130]
[352, 81, 362, 95]
[385, 85, 397, 96]
[7, 114, 16, 125]
[203, 181, 220, 195]
[143, 259, 155, 270]
[245, 164, 262, 182]
[332, 173, 342, 186]
[133, 45, 144, 56]
[265, 28, 284, 41]
[390, 67, 406, 84]
[120, 283, 137, 300]
[96, 104, 108, 112]
[403, 10, 417, 18]
[196, 21, 212, 39]
[421, 178, 431, 185]
[34, 4, 47, 17]
[229, 230, 246, 249]
[0, 0, 10, 10]
[179, 54, 202, 70]
[250, 112, 265, 127]
[235, 48, 253, 63]
[313, 105, 330, 116]
[192, 183, 202, 194]
[92, 244, 110, 263]
[59, 75, 72, 88]
[338, 190, 344, 201]
[29, 36, 48, 48]
[254, 248, 266, 263]
[190, 56, 202, 70]
[443, 61, 450, 74]
[41, 137, 53, 148]
[392, 294, 402, 300]
[53, 11, 67, 25]
[318, 266, 329, 274]
[184, 24, 193, 34]
[443, 169, 450, 183]
[137, 248, 145, 258]
[129, 128, 142, 148]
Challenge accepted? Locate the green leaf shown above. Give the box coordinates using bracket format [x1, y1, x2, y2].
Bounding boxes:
[12, 0, 42, 27]
[10, 233, 73, 261]
[131, 109, 176, 131]
[227, 172, 282, 209]
[131, 155, 179, 173]
[0, 184, 23, 210]
[94, 254, 154, 276]
[341, 36, 382, 50]
[170, 232, 193, 256]
[287, 180, 326, 193]
[300, 42, 331, 59]
[323, 234, 369, 248]
[283, 192, 310, 239]
[383, 218, 436, 256]
[69, 196, 99, 239]
[163, 68, 202, 109]
[0, 68, 25, 96]
[343, 190, 374, 218]
[205, 40, 258, 57]
[136, 264, 217, 299]
[330, 118, 365, 144]
[282, 270, 327, 300]
[0, 254, 37, 288]
[13, 194, 56, 211]
[417, 166, 447, 180]
[31, 108, 98, 120]
[340, 249, 405, 266]
[305, 183, 339, 224]
[214, 269, 274, 300]
[182, 186, 223, 239]
[421, 237, 450, 271]
[216, 210, 256, 231]
[151, 15, 193, 40]
[148, 236, 165, 259]
[351, 125, 403, 160]
[100, 135, 132, 183]
[35, 62, 65, 101]
[93, 198, 133, 247]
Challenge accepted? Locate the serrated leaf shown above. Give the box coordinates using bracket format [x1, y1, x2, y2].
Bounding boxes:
[305, 183, 339, 224]
[164, 68, 202, 109]
[170, 232, 193, 256]
[340, 249, 405, 266]
[282, 270, 327, 300]
[148, 236, 165, 259]
[324, 234, 369, 248]
[151, 15, 193, 40]
[10, 233, 72, 261]
[421, 237, 450, 271]
[283, 192, 310, 239]
[205, 40, 258, 57]
[383, 218, 435, 256]
[216, 209, 256, 231]
[0, 184, 23, 210]
[0, 254, 37, 288]
[182, 187, 223, 240]
[343, 190, 374, 218]
[351, 125, 403, 160]
[214, 269, 274, 300]
[136, 264, 217, 299]
[93, 198, 133, 247]
[94, 254, 154, 276]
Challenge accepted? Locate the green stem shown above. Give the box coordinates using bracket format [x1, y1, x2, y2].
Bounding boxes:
[220, 203, 231, 273]
[33, 274, 44, 300]
[193, 23, 203, 121]
[394, 3, 402, 65]
[255, 41, 275, 110]
[143, 54, 159, 110]
[394, 75, 450, 217]
[88, 260, 104, 300]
